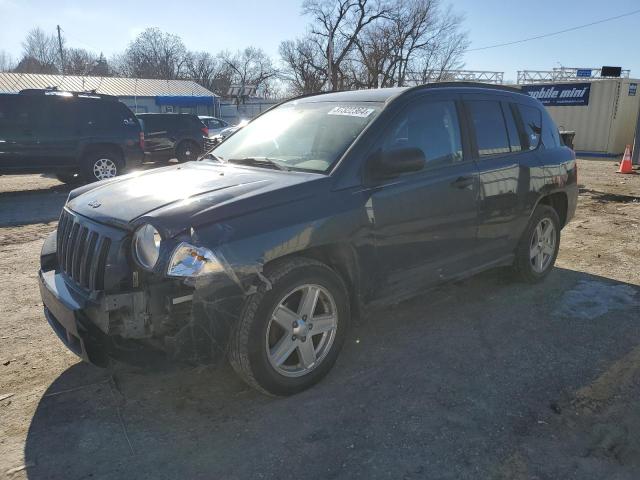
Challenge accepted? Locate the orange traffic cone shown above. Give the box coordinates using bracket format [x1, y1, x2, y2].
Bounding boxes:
[617, 145, 633, 174]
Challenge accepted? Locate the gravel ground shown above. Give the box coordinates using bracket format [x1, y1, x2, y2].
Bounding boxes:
[1, 159, 639, 480]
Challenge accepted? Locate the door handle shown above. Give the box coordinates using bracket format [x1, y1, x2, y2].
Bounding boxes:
[450, 176, 474, 189]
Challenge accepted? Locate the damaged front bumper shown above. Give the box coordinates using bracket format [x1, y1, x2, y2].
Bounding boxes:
[39, 228, 246, 367]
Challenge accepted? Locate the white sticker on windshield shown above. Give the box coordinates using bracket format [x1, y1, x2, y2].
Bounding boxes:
[327, 106, 375, 118]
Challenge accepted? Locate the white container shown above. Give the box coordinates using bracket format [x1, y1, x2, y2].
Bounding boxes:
[519, 79, 640, 156]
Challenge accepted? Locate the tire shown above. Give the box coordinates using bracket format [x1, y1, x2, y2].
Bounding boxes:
[175, 141, 201, 162]
[229, 257, 350, 396]
[83, 150, 122, 182]
[55, 172, 82, 185]
[512, 204, 561, 283]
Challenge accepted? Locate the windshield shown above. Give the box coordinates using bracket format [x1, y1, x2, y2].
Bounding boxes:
[211, 101, 382, 173]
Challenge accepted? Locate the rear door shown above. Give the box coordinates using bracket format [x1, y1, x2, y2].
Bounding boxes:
[0, 95, 39, 170]
[140, 115, 174, 155]
[368, 94, 481, 300]
[463, 95, 544, 262]
[35, 96, 81, 168]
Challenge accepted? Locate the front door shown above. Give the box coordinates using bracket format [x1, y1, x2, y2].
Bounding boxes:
[366, 96, 480, 302]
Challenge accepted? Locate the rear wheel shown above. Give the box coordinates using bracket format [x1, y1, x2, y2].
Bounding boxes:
[83, 150, 122, 182]
[176, 141, 201, 162]
[229, 258, 350, 396]
[512, 205, 561, 282]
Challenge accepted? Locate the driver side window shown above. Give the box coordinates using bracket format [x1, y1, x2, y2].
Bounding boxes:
[383, 100, 463, 168]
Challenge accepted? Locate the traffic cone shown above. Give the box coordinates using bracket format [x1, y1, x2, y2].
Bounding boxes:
[617, 145, 633, 174]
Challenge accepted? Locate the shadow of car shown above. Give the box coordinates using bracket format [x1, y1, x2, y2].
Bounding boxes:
[24, 267, 640, 479]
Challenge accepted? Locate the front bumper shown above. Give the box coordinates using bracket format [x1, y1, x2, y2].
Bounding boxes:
[39, 269, 110, 365]
[39, 226, 244, 366]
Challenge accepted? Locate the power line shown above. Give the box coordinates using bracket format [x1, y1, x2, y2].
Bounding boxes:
[468, 9, 640, 52]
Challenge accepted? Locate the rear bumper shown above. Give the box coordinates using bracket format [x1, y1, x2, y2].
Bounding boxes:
[565, 183, 578, 225]
[123, 148, 146, 170]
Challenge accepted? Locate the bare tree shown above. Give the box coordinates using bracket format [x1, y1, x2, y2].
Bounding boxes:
[303, 0, 392, 90]
[115, 27, 188, 79]
[64, 48, 97, 76]
[406, 5, 469, 84]
[282, 0, 468, 93]
[92, 53, 110, 76]
[185, 51, 234, 95]
[354, 0, 468, 87]
[220, 47, 278, 101]
[0, 50, 15, 72]
[16, 27, 60, 73]
[279, 37, 327, 95]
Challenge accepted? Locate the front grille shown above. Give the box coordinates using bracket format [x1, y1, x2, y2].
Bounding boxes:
[57, 210, 112, 291]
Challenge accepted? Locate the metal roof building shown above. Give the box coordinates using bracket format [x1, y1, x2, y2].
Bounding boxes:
[0, 72, 220, 116]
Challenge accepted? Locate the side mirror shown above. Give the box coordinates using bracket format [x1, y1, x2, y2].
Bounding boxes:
[368, 147, 426, 178]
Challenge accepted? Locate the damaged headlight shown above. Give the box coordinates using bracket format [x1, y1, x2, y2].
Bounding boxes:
[133, 224, 161, 270]
[167, 243, 225, 277]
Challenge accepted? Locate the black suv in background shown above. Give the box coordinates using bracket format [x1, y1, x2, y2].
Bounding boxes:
[0, 89, 144, 183]
[136, 113, 207, 163]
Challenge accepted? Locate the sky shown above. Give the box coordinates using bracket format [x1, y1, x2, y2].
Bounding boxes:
[0, 0, 638, 82]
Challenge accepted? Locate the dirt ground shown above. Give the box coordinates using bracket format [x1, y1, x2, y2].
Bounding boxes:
[1, 160, 639, 479]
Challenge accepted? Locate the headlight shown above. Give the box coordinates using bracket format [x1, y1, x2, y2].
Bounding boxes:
[133, 224, 161, 269]
[167, 242, 224, 277]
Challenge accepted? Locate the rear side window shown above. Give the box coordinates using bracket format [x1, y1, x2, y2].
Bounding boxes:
[383, 100, 463, 168]
[467, 100, 510, 157]
[138, 115, 159, 131]
[516, 104, 542, 150]
[503, 104, 522, 153]
[0, 96, 34, 130]
[188, 115, 205, 128]
[541, 113, 561, 148]
[40, 97, 78, 130]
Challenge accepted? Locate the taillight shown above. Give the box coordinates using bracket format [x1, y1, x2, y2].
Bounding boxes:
[139, 131, 145, 150]
[201, 126, 209, 137]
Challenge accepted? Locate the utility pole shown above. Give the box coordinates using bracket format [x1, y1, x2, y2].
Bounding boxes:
[56, 25, 65, 74]
[327, 31, 334, 91]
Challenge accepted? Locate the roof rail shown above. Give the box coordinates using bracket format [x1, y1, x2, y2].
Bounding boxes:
[411, 81, 524, 94]
[18, 88, 118, 101]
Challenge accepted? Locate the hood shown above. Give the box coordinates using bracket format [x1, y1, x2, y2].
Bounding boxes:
[67, 161, 326, 235]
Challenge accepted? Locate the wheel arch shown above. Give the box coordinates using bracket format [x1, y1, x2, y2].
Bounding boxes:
[535, 191, 569, 227]
[81, 143, 124, 164]
[261, 243, 363, 321]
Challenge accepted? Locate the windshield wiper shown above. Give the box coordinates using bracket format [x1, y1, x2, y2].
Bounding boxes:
[227, 157, 290, 171]
[200, 150, 223, 162]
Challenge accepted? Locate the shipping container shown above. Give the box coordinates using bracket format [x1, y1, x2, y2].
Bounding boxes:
[518, 78, 640, 156]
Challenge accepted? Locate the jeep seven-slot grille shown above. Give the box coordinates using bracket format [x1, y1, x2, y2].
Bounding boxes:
[57, 210, 111, 291]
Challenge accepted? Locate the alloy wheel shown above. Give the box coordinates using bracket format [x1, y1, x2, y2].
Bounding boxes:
[92, 158, 118, 180]
[529, 217, 556, 273]
[265, 284, 338, 378]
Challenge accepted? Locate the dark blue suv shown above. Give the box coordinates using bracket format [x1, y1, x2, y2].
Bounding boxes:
[0, 89, 145, 183]
[38, 83, 577, 396]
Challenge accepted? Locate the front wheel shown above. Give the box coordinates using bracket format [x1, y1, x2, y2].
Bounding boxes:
[229, 258, 350, 396]
[512, 205, 561, 282]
